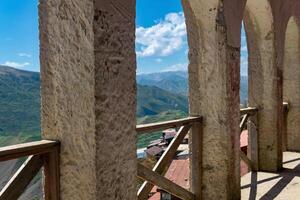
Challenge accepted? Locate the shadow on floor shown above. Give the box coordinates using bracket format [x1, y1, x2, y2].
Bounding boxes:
[242, 155, 300, 200]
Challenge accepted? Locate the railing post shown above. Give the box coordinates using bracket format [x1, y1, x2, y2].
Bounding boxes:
[190, 120, 202, 200]
[247, 113, 258, 171]
[44, 147, 60, 200]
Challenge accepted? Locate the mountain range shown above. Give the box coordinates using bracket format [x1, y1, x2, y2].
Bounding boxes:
[0, 66, 248, 144]
[0, 65, 248, 199]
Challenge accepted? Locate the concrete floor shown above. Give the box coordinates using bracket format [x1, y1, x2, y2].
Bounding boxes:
[241, 152, 300, 200]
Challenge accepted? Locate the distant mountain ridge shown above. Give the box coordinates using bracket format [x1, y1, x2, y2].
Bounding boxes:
[137, 71, 188, 95]
[137, 70, 248, 103]
[0, 66, 190, 136]
[0, 66, 248, 138]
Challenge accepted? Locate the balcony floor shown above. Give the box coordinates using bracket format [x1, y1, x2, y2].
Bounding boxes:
[241, 151, 300, 200]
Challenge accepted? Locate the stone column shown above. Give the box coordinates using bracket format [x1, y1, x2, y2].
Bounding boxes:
[244, 0, 283, 172]
[93, 0, 137, 199]
[182, 0, 245, 199]
[283, 17, 300, 151]
[40, 0, 137, 199]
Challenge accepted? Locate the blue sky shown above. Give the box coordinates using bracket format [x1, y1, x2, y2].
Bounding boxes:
[0, 0, 248, 75]
[0, 0, 39, 72]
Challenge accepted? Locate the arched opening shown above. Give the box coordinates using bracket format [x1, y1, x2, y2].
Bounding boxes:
[240, 22, 249, 108]
[136, 0, 189, 149]
[135, 0, 191, 198]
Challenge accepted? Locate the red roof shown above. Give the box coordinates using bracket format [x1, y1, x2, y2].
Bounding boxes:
[148, 131, 249, 200]
[146, 146, 163, 156]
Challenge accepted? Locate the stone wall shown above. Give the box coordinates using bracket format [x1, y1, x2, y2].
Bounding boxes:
[182, 0, 245, 199]
[94, 0, 137, 199]
[283, 17, 300, 151]
[40, 0, 136, 199]
[40, 0, 96, 199]
[244, 0, 282, 171]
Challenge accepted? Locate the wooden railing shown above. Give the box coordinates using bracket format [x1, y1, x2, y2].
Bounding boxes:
[0, 140, 60, 200]
[136, 116, 202, 200]
[136, 103, 290, 199]
[240, 102, 290, 171]
[239, 107, 258, 170]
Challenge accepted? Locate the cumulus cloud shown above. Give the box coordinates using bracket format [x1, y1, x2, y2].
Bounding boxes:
[18, 53, 32, 58]
[2, 61, 30, 68]
[163, 63, 187, 72]
[136, 12, 187, 57]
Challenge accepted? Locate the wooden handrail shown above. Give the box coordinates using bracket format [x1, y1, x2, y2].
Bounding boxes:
[0, 140, 60, 162]
[240, 102, 288, 116]
[0, 140, 60, 200]
[240, 107, 258, 116]
[136, 116, 202, 134]
[283, 102, 289, 112]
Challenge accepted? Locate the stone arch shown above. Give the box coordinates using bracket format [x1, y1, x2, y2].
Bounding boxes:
[40, 0, 248, 199]
[243, 0, 284, 171]
[182, 0, 246, 199]
[283, 16, 300, 151]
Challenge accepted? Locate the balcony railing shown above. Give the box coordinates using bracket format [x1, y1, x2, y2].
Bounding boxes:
[0, 140, 60, 200]
[0, 103, 289, 200]
[137, 102, 289, 199]
[137, 116, 202, 200]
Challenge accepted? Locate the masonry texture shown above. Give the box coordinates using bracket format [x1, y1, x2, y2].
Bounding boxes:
[283, 17, 300, 151]
[244, 0, 282, 171]
[182, 0, 245, 199]
[40, 0, 96, 199]
[94, 0, 137, 199]
[40, 0, 136, 199]
[39, 0, 300, 199]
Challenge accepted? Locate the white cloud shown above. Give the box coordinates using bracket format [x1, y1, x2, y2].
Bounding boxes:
[18, 53, 32, 58]
[163, 63, 187, 72]
[136, 12, 187, 57]
[2, 61, 30, 68]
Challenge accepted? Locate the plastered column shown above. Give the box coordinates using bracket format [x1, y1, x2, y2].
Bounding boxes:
[182, 0, 245, 199]
[40, 0, 137, 199]
[283, 17, 300, 151]
[93, 0, 137, 200]
[244, 0, 282, 171]
[39, 0, 97, 199]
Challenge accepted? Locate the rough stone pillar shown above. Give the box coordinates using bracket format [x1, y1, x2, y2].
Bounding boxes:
[182, 0, 245, 199]
[283, 17, 300, 151]
[40, 0, 137, 199]
[244, 0, 283, 171]
[93, 1, 137, 199]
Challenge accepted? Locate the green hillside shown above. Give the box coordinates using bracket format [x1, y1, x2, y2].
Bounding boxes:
[137, 71, 188, 95]
[0, 66, 190, 147]
[0, 66, 248, 149]
[0, 66, 40, 140]
[137, 85, 188, 118]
